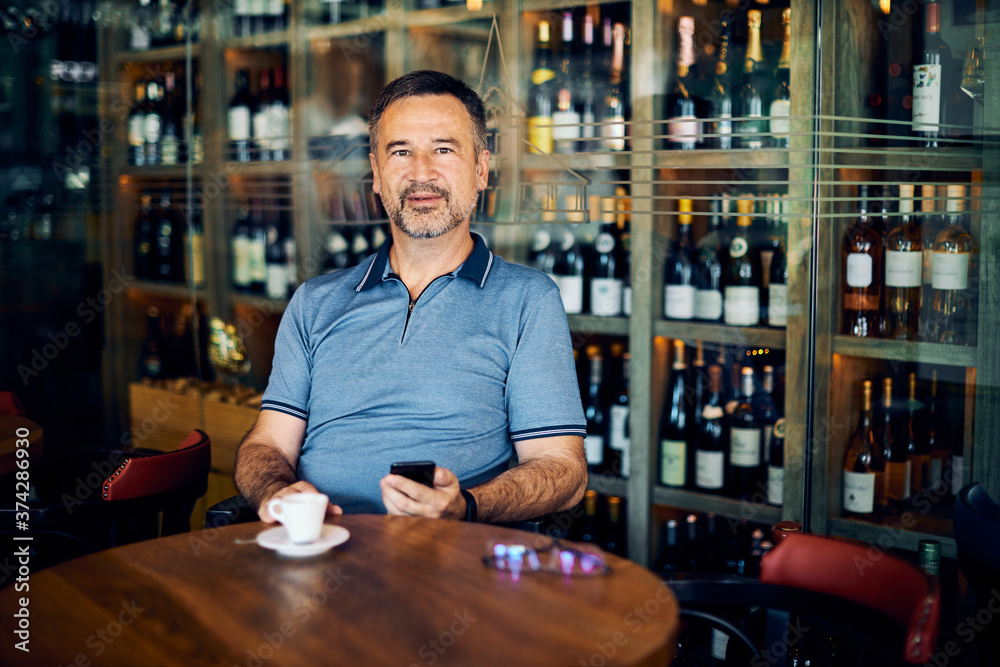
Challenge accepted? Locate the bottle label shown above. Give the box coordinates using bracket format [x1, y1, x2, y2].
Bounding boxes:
[228, 107, 251, 141]
[128, 116, 145, 147]
[951, 455, 964, 496]
[552, 110, 582, 141]
[696, 450, 725, 490]
[912, 64, 942, 127]
[584, 435, 604, 466]
[768, 284, 788, 326]
[554, 275, 584, 314]
[664, 285, 696, 320]
[143, 113, 161, 145]
[843, 470, 876, 514]
[768, 99, 791, 136]
[590, 278, 624, 316]
[248, 241, 267, 281]
[723, 286, 760, 326]
[659, 439, 686, 486]
[609, 404, 630, 452]
[694, 289, 723, 320]
[623, 285, 632, 317]
[234, 237, 251, 285]
[266, 264, 288, 299]
[710, 629, 729, 660]
[767, 464, 784, 505]
[253, 109, 271, 143]
[269, 105, 290, 150]
[527, 116, 554, 155]
[531, 230, 551, 253]
[666, 117, 699, 144]
[602, 116, 626, 151]
[730, 427, 761, 467]
[189, 232, 205, 284]
[932, 252, 969, 290]
[594, 232, 616, 254]
[729, 236, 748, 259]
[885, 250, 922, 287]
[142, 356, 162, 377]
[846, 253, 874, 287]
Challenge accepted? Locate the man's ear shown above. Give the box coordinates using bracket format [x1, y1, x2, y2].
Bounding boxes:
[476, 149, 490, 192]
[369, 152, 381, 194]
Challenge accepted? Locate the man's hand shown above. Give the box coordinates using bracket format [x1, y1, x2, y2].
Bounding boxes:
[258, 481, 343, 523]
[380, 467, 466, 520]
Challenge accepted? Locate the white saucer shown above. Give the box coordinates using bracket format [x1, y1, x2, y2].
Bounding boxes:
[256, 525, 350, 557]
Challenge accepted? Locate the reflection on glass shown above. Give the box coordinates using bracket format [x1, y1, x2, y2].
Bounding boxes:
[960, 37, 985, 103]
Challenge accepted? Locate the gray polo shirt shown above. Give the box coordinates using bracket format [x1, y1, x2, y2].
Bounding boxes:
[261, 232, 585, 513]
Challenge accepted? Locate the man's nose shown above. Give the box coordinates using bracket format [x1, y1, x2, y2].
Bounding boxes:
[410, 151, 437, 182]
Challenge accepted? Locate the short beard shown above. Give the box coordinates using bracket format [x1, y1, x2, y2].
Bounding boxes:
[387, 183, 477, 240]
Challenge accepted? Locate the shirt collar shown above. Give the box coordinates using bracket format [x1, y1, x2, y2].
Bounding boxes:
[355, 231, 494, 292]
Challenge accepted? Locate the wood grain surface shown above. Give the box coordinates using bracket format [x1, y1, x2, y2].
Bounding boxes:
[0, 514, 678, 667]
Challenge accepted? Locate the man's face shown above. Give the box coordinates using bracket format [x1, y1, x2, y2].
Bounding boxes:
[370, 94, 489, 240]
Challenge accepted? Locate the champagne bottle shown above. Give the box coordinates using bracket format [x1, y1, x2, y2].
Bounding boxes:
[723, 199, 761, 326]
[582, 345, 607, 472]
[905, 372, 930, 500]
[664, 199, 696, 320]
[769, 8, 792, 148]
[736, 10, 767, 149]
[601, 23, 627, 151]
[767, 418, 785, 506]
[877, 377, 908, 515]
[659, 340, 689, 488]
[229, 69, 254, 162]
[696, 366, 727, 493]
[527, 20, 555, 155]
[885, 183, 922, 340]
[665, 16, 699, 150]
[709, 18, 733, 150]
[843, 380, 884, 521]
[552, 11, 581, 155]
[931, 185, 971, 345]
[843, 184, 882, 337]
[912, 0, 948, 148]
[729, 366, 762, 499]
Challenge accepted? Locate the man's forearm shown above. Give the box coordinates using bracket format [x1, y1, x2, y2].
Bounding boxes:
[234, 440, 298, 510]
[470, 455, 586, 523]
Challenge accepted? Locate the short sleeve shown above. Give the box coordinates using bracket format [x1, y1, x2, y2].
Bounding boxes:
[261, 287, 311, 421]
[505, 285, 586, 441]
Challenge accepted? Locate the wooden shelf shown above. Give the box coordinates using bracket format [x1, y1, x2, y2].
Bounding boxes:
[114, 43, 201, 65]
[654, 148, 792, 171]
[230, 292, 289, 314]
[127, 281, 205, 300]
[223, 30, 291, 51]
[587, 473, 628, 498]
[223, 161, 297, 177]
[654, 320, 786, 350]
[567, 314, 629, 337]
[830, 146, 985, 172]
[403, 4, 494, 29]
[119, 165, 198, 180]
[833, 335, 976, 368]
[827, 517, 957, 559]
[653, 486, 783, 526]
[306, 2, 492, 42]
[520, 152, 631, 173]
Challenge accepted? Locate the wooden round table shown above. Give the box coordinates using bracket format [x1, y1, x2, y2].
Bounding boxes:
[0, 514, 678, 666]
[0, 415, 42, 476]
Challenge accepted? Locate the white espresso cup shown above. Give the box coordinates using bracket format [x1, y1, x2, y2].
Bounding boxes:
[267, 493, 329, 544]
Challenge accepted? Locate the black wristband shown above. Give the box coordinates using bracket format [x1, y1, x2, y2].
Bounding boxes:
[460, 489, 478, 523]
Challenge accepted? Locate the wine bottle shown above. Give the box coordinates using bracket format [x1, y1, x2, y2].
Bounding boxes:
[729, 366, 763, 499]
[350, 226, 371, 266]
[604, 496, 627, 558]
[282, 212, 297, 296]
[231, 199, 252, 291]
[767, 418, 785, 507]
[723, 199, 761, 326]
[133, 191, 154, 280]
[128, 83, 147, 166]
[709, 17, 733, 150]
[269, 66, 290, 161]
[755, 365, 781, 467]
[694, 198, 725, 321]
[590, 200, 624, 317]
[664, 199, 696, 320]
[264, 208, 288, 300]
[139, 306, 167, 380]
[577, 14, 597, 152]
[229, 69, 254, 162]
[665, 16, 699, 150]
[552, 12, 581, 155]
[325, 225, 351, 272]
[552, 226, 585, 315]
[918, 184, 938, 337]
[608, 351, 631, 479]
[659, 339, 689, 488]
[602, 23, 627, 151]
[143, 79, 162, 166]
[843, 184, 882, 337]
[579, 489, 599, 543]
[253, 67, 273, 161]
[769, 9, 792, 148]
[931, 185, 971, 345]
[527, 20, 555, 155]
[682, 514, 701, 570]
[768, 198, 788, 328]
[247, 200, 268, 294]
[843, 379, 884, 521]
[912, 0, 948, 148]
[905, 372, 929, 500]
[876, 377, 908, 515]
[885, 183, 922, 340]
[696, 366, 727, 493]
[161, 71, 180, 166]
[690, 340, 707, 435]
[152, 190, 180, 282]
[927, 370, 950, 494]
[184, 205, 205, 287]
[653, 519, 682, 576]
[616, 187, 632, 317]
[583, 345, 607, 472]
[736, 10, 767, 149]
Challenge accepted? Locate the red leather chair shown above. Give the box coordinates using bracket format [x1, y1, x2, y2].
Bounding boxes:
[0, 391, 25, 417]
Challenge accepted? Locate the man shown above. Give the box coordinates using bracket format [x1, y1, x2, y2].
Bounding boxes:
[235, 70, 587, 523]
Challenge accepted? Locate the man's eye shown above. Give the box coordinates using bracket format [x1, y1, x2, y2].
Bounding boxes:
[436, 148, 453, 154]
[392, 150, 409, 157]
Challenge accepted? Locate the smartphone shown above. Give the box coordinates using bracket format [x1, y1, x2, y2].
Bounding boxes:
[390, 461, 436, 487]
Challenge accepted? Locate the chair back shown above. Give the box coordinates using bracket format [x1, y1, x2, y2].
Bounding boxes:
[954, 482, 1000, 667]
[760, 532, 939, 665]
[102, 429, 211, 501]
